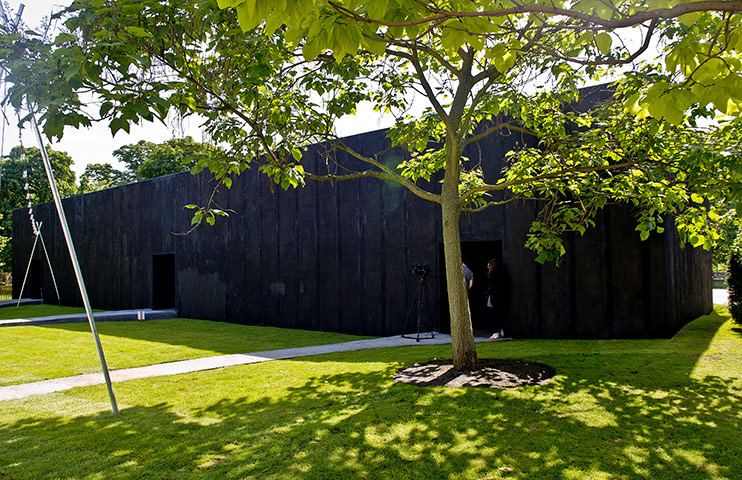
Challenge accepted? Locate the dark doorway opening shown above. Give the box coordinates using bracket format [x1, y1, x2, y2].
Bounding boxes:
[28, 258, 42, 299]
[438, 241, 502, 334]
[152, 254, 175, 309]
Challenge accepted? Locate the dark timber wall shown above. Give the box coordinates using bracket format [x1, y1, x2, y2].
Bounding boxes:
[12, 127, 712, 338]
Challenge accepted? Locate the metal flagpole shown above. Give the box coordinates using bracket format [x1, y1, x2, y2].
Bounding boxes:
[29, 106, 119, 415]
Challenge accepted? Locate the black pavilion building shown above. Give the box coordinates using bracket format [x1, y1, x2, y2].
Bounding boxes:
[13, 94, 712, 339]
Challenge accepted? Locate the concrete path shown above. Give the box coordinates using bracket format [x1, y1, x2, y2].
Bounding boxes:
[0, 298, 43, 308]
[0, 308, 178, 327]
[713, 288, 728, 306]
[0, 332, 454, 402]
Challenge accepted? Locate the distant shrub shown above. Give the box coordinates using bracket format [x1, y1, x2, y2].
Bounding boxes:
[729, 240, 742, 324]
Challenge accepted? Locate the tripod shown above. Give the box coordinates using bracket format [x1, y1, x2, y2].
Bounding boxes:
[402, 269, 436, 342]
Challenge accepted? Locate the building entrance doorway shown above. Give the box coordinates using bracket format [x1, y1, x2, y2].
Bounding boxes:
[438, 241, 502, 334]
[28, 258, 42, 299]
[152, 254, 175, 309]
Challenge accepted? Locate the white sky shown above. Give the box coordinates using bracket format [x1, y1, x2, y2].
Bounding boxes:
[2, 0, 390, 177]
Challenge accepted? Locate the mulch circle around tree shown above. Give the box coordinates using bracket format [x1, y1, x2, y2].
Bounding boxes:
[393, 358, 556, 389]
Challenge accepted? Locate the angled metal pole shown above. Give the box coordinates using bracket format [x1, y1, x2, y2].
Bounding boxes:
[29, 107, 119, 415]
[1, 2, 117, 415]
[16, 230, 39, 307]
[38, 227, 62, 305]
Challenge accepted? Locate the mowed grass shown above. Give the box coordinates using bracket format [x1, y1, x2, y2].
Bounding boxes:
[0, 316, 373, 386]
[1, 306, 741, 479]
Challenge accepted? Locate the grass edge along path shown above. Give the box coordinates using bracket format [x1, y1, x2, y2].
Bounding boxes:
[0, 305, 740, 479]
[0, 316, 374, 387]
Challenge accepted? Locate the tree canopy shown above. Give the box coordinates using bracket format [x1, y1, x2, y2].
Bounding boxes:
[0, 146, 77, 271]
[113, 136, 229, 182]
[2, 0, 741, 368]
[78, 162, 128, 193]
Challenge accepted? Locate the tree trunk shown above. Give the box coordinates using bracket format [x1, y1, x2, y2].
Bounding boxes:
[441, 166, 478, 371]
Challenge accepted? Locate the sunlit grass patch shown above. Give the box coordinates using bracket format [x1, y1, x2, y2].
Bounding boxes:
[0, 306, 740, 479]
[0, 318, 373, 386]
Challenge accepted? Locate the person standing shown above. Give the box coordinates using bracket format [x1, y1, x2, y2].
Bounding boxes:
[462, 262, 474, 290]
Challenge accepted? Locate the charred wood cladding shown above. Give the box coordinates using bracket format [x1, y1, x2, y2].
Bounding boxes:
[12, 126, 711, 338]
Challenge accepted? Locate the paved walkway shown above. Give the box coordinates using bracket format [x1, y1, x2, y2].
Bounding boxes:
[0, 332, 453, 402]
[0, 308, 178, 327]
[3, 290, 728, 402]
[0, 299, 43, 308]
[713, 288, 729, 306]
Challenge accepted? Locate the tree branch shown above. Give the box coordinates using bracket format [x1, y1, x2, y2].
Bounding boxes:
[461, 121, 533, 148]
[328, 1, 742, 30]
[458, 159, 639, 207]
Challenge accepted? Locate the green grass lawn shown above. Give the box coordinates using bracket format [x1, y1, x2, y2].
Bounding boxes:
[0, 316, 373, 386]
[1, 306, 740, 479]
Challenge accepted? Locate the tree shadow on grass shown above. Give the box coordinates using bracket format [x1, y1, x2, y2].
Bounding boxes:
[1, 349, 741, 479]
[1, 309, 738, 479]
[33, 318, 375, 359]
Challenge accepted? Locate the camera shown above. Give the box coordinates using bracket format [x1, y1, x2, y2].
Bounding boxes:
[413, 263, 431, 277]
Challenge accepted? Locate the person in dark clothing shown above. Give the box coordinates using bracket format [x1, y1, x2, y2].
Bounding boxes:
[485, 257, 507, 340]
[463, 262, 474, 290]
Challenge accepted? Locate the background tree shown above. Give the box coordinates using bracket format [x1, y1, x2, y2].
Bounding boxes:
[113, 137, 228, 182]
[0, 146, 76, 271]
[78, 162, 128, 193]
[2, 1, 742, 369]
[110, 140, 155, 184]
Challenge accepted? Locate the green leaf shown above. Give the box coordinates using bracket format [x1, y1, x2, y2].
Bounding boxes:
[679, 12, 702, 26]
[291, 148, 302, 162]
[125, 26, 149, 38]
[110, 117, 130, 136]
[217, 0, 243, 8]
[595, 33, 612, 55]
[54, 32, 77, 44]
[64, 63, 81, 82]
[440, 25, 466, 52]
[494, 51, 516, 74]
[236, 1, 260, 32]
[302, 38, 323, 61]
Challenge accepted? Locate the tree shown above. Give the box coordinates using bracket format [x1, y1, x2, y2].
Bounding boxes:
[0, 146, 77, 270]
[710, 198, 741, 272]
[78, 162, 128, 193]
[110, 140, 155, 184]
[113, 137, 229, 182]
[2, 1, 742, 369]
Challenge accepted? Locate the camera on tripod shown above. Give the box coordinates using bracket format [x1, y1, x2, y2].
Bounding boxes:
[413, 263, 431, 277]
[403, 262, 435, 341]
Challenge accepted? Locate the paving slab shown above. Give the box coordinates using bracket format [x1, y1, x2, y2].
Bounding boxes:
[0, 298, 43, 308]
[0, 333, 453, 402]
[0, 309, 178, 327]
[713, 288, 728, 306]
